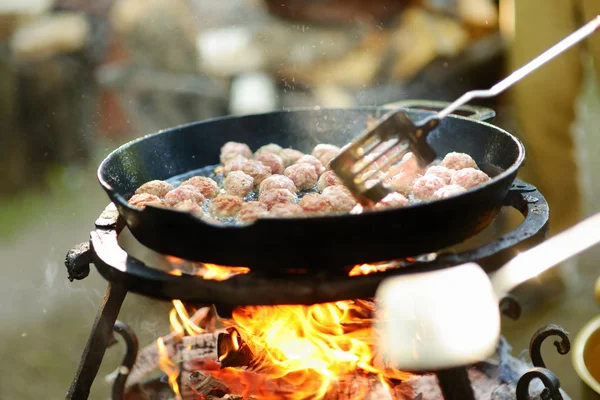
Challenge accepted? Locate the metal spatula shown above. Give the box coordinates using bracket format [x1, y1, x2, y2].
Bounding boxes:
[330, 16, 600, 205]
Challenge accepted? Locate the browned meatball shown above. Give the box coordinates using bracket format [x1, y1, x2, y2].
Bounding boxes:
[220, 141, 253, 164]
[223, 171, 254, 197]
[375, 192, 409, 209]
[322, 185, 356, 212]
[425, 165, 454, 185]
[387, 172, 415, 196]
[237, 201, 268, 223]
[434, 184, 467, 199]
[135, 180, 173, 198]
[258, 188, 297, 210]
[256, 152, 284, 175]
[441, 152, 477, 170]
[181, 176, 219, 198]
[312, 144, 340, 166]
[451, 168, 490, 189]
[298, 193, 333, 215]
[279, 148, 305, 167]
[259, 174, 297, 195]
[165, 185, 206, 207]
[241, 160, 272, 186]
[268, 203, 304, 218]
[128, 193, 163, 208]
[412, 175, 445, 201]
[255, 143, 283, 158]
[222, 155, 249, 176]
[284, 163, 318, 191]
[317, 170, 342, 192]
[209, 194, 243, 218]
[173, 199, 204, 215]
[297, 154, 325, 175]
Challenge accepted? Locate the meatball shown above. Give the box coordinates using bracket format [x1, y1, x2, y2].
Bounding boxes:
[220, 141, 253, 164]
[425, 165, 454, 185]
[441, 152, 478, 170]
[173, 199, 204, 215]
[312, 144, 341, 166]
[165, 185, 205, 207]
[223, 171, 254, 197]
[241, 160, 272, 186]
[259, 174, 297, 195]
[222, 155, 249, 176]
[297, 155, 326, 175]
[255, 143, 283, 158]
[268, 203, 304, 218]
[279, 148, 305, 167]
[258, 188, 297, 210]
[434, 184, 467, 199]
[284, 163, 318, 191]
[128, 193, 163, 208]
[322, 185, 356, 212]
[412, 175, 445, 201]
[298, 193, 333, 215]
[237, 201, 269, 223]
[135, 180, 173, 198]
[451, 167, 490, 189]
[375, 192, 409, 209]
[317, 171, 342, 192]
[181, 176, 219, 198]
[209, 194, 243, 218]
[387, 172, 415, 196]
[256, 152, 284, 175]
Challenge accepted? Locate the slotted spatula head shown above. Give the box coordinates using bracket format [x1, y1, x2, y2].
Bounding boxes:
[330, 110, 439, 205]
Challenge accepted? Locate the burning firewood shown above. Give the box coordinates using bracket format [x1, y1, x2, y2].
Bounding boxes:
[217, 327, 262, 371]
[188, 370, 231, 397]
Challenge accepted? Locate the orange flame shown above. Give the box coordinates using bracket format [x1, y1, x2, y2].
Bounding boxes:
[165, 255, 250, 281]
[157, 336, 181, 400]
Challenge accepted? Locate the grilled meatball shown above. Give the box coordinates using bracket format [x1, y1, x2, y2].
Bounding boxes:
[165, 185, 206, 207]
[375, 192, 409, 209]
[268, 203, 304, 218]
[173, 200, 204, 215]
[128, 193, 163, 208]
[298, 193, 333, 215]
[312, 144, 341, 166]
[259, 174, 297, 195]
[441, 152, 477, 170]
[135, 180, 173, 198]
[412, 175, 445, 201]
[434, 184, 467, 199]
[279, 148, 305, 167]
[223, 171, 254, 197]
[425, 165, 454, 185]
[322, 185, 356, 212]
[317, 170, 342, 192]
[181, 176, 219, 198]
[255, 143, 283, 157]
[220, 141, 253, 164]
[222, 155, 249, 177]
[284, 163, 318, 191]
[256, 152, 284, 175]
[241, 160, 272, 186]
[451, 168, 490, 189]
[387, 172, 415, 196]
[259, 188, 297, 210]
[297, 155, 326, 175]
[209, 194, 243, 218]
[237, 201, 269, 223]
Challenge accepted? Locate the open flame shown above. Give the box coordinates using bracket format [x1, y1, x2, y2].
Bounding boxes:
[165, 255, 250, 280]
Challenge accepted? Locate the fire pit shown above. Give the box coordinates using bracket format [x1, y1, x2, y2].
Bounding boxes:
[65, 175, 574, 400]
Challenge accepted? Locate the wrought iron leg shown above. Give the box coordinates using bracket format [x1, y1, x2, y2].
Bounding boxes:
[436, 367, 476, 400]
[66, 283, 127, 400]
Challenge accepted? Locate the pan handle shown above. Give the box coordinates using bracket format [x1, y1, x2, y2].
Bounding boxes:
[383, 100, 496, 122]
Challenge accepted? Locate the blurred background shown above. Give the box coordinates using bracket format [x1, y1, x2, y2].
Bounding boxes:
[1, 0, 600, 398]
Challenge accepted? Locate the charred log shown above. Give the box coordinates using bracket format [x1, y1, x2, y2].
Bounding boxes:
[188, 370, 231, 397]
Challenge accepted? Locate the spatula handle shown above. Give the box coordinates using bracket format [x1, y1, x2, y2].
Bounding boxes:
[436, 15, 600, 120]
